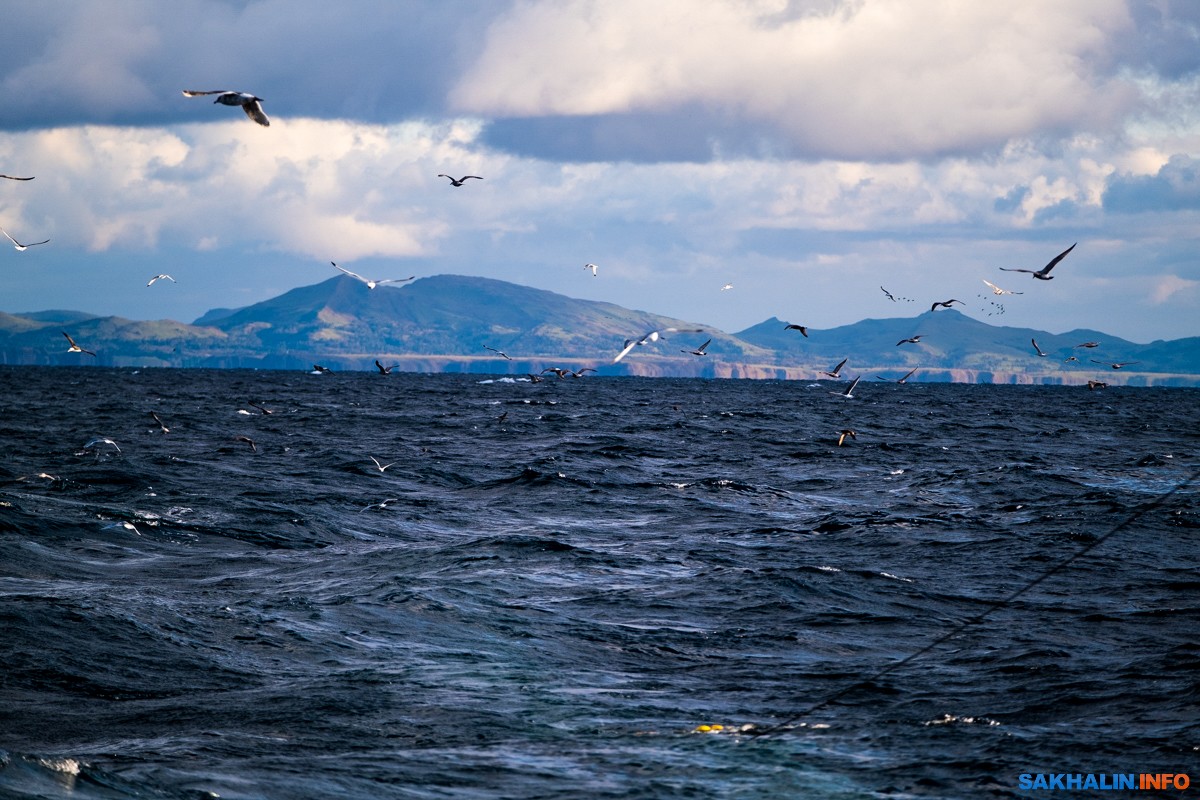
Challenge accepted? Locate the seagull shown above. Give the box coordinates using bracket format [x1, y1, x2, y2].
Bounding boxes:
[312, 364, 333, 374]
[182, 90, 269, 126]
[484, 345, 512, 360]
[1074, 341, 1100, 349]
[1, 227, 49, 251]
[0, 174, 34, 181]
[837, 429, 857, 447]
[83, 437, 120, 452]
[720, 283, 734, 291]
[1031, 338, 1048, 357]
[875, 366, 919, 384]
[1090, 360, 1140, 369]
[331, 262, 415, 290]
[681, 338, 711, 356]
[896, 335, 924, 346]
[821, 358, 848, 379]
[830, 375, 861, 398]
[369, 456, 394, 472]
[982, 279, 1022, 296]
[1064, 356, 1079, 363]
[147, 274, 176, 286]
[930, 299, 963, 311]
[235, 435, 257, 453]
[437, 174, 482, 186]
[248, 401, 273, 415]
[1000, 243, 1076, 280]
[584, 263, 598, 276]
[784, 323, 809, 337]
[62, 331, 96, 356]
[149, 412, 170, 434]
[1087, 380, 1108, 390]
[375, 360, 398, 374]
[613, 327, 705, 363]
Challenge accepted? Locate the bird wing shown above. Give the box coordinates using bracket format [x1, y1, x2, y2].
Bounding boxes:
[697, 338, 711, 353]
[613, 339, 640, 363]
[242, 99, 270, 127]
[845, 376, 861, 394]
[0, 174, 34, 180]
[331, 262, 368, 283]
[182, 90, 228, 97]
[881, 286, 896, 300]
[998, 268, 1034, 274]
[463, 176, 483, 180]
[833, 357, 847, 372]
[1040, 243, 1076, 275]
[0, 227, 20, 247]
[374, 277, 416, 285]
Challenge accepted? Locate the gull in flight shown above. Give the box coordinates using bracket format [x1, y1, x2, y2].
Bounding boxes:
[147, 274, 176, 286]
[830, 375, 862, 398]
[84, 437, 121, 452]
[784, 323, 809, 337]
[437, 174, 482, 186]
[1032, 338, 1048, 357]
[1074, 341, 1100, 349]
[1090, 360, 1141, 369]
[1087, 380, 1108, 390]
[930, 299, 963, 311]
[982, 279, 1022, 296]
[876, 366, 919, 384]
[681, 338, 711, 356]
[896, 335, 924, 346]
[837, 429, 857, 447]
[821, 358, 848, 379]
[331, 262, 414, 290]
[1, 226, 49, 251]
[235, 435, 257, 453]
[614, 327, 705, 363]
[484, 345, 512, 360]
[62, 331, 95, 356]
[369, 456, 395, 472]
[182, 90, 269, 126]
[375, 360, 399, 375]
[1000, 243, 1076, 280]
[247, 401, 273, 415]
[149, 412, 170, 434]
[0, 174, 34, 181]
[312, 364, 333, 374]
[584, 263, 598, 276]
[720, 283, 734, 291]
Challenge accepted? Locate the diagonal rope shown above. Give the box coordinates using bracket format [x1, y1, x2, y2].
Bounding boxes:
[750, 464, 1200, 737]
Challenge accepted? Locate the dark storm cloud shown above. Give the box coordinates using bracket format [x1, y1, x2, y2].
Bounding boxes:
[1104, 155, 1200, 213]
[0, 0, 501, 130]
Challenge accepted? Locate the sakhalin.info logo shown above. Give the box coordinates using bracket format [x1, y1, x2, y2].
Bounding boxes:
[1018, 773, 1191, 791]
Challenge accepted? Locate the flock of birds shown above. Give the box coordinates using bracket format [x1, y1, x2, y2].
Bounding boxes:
[4, 92, 1143, 435]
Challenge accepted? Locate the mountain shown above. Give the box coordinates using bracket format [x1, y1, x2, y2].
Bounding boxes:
[1, 274, 1197, 385]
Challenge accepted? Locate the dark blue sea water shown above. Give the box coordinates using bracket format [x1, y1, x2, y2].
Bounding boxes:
[1, 367, 1197, 799]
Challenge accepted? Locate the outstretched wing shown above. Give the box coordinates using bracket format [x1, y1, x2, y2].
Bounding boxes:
[0, 174, 34, 181]
[1039, 243, 1076, 275]
[182, 89, 228, 97]
[374, 277, 416, 285]
[331, 262, 368, 283]
[242, 98, 270, 127]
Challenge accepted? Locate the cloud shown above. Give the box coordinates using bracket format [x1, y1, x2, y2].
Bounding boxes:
[1150, 274, 1199, 303]
[452, 0, 1140, 160]
[1103, 154, 1200, 211]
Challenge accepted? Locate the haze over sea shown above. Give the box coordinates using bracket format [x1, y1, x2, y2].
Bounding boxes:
[1, 367, 1197, 799]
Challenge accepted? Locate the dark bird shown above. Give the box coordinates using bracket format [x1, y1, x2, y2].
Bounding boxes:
[312, 364, 333, 374]
[62, 331, 95, 356]
[438, 174, 482, 186]
[821, 358, 848, 379]
[236, 435, 257, 453]
[1, 226, 49, 251]
[1064, 356, 1079, 363]
[1074, 341, 1100, 348]
[875, 366, 919, 384]
[248, 401, 273, 415]
[375, 360, 398, 374]
[930, 299, 962, 311]
[527, 373, 545, 383]
[484, 345, 512, 360]
[1090, 360, 1140, 369]
[149, 412, 170, 434]
[0, 174, 34, 181]
[896, 335, 924, 346]
[784, 323, 809, 337]
[681, 338, 711, 356]
[1087, 380, 1108, 390]
[837, 429, 857, 447]
[1032, 338, 1048, 357]
[332, 262, 414, 290]
[614, 327, 705, 363]
[541, 367, 571, 379]
[1000, 243, 1076, 280]
[830, 375, 862, 398]
[182, 90, 269, 126]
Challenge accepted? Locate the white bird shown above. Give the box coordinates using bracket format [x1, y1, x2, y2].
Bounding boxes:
[830, 375, 862, 398]
[720, 283, 734, 291]
[182, 90, 269, 126]
[369, 456, 395, 472]
[62, 331, 95, 356]
[83, 437, 121, 452]
[613, 327, 705, 363]
[1, 226, 49, 251]
[584, 263, 598, 276]
[147, 274, 176, 286]
[331, 262, 414, 290]
[982, 279, 1022, 296]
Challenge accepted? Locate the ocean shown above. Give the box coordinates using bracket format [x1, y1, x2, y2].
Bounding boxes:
[1, 367, 1197, 799]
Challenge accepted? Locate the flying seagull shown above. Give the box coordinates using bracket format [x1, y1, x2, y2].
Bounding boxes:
[681, 338, 711, 356]
[613, 327, 705, 363]
[784, 323, 809, 337]
[182, 90, 269, 126]
[1090, 360, 1140, 369]
[437, 174, 482, 186]
[149, 411, 170, 434]
[369, 456, 395, 473]
[0, 174, 34, 181]
[896, 335, 924, 346]
[1031, 338, 1048, 357]
[876, 366, 919, 384]
[821, 358, 848, 379]
[247, 401, 273, 415]
[1, 227, 49, 251]
[331, 262, 414, 290]
[1087, 380, 1108, 390]
[484, 345, 512, 360]
[83, 437, 120, 452]
[720, 283, 734, 291]
[830, 375, 862, 398]
[1000, 243, 1076, 280]
[1064, 356, 1079, 363]
[375, 360, 399, 374]
[312, 364, 333, 374]
[1074, 341, 1100, 349]
[62, 331, 95, 356]
[982, 279, 1022, 296]
[837, 429, 857, 447]
[930, 299, 963, 311]
[147, 274, 176, 286]
[235, 435, 258, 453]
[584, 263, 598, 276]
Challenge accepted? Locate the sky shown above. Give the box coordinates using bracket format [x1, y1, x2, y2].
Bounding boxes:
[1, 0, 1198, 342]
